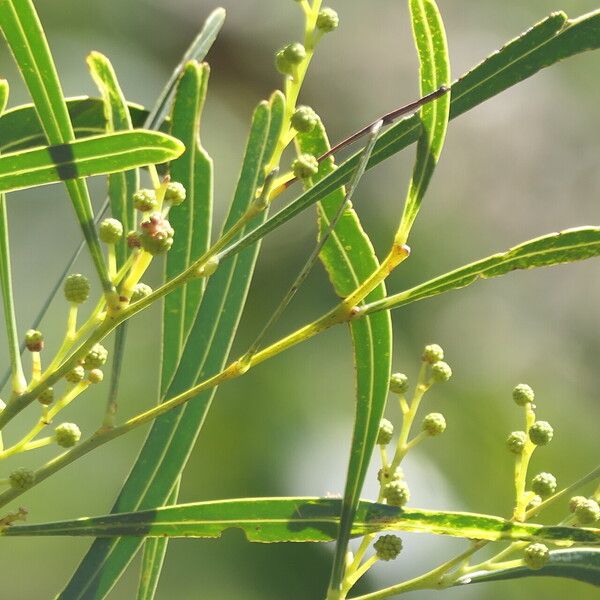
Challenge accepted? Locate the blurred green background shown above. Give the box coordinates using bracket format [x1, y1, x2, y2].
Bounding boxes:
[1, 0, 599, 598]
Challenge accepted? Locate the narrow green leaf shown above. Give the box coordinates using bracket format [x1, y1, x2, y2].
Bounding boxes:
[397, 0, 450, 241]
[0, 130, 184, 194]
[136, 479, 180, 600]
[364, 227, 600, 315]
[297, 121, 393, 589]
[5, 498, 599, 547]
[221, 9, 600, 261]
[0, 0, 112, 292]
[162, 61, 212, 392]
[61, 93, 284, 600]
[455, 549, 600, 587]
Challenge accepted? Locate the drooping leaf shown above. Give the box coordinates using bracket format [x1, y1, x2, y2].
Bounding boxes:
[363, 226, 600, 315]
[0, 130, 184, 194]
[4, 498, 599, 546]
[220, 9, 600, 262]
[162, 61, 213, 392]
[61, 93, 285, 600]
[455, 549, 600, 587]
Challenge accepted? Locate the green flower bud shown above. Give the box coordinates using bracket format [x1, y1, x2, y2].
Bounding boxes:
[527, 495, 543, 511]
[292, 153, 319, 179]
[531, 472, 557, 498]
[133, 189, 159, 212]
[377, 418, 394, 445]
[65, 365, 85, 384]
[25, 329, 44, 352]
[374, 534, 402, 561]
[422, 412, 446, 436]
[99, 218, 123, 244]
[523, 543, 549, 570]
[64, 274, 90, 304]
[282, 42, 306, 65]
[422, 343, 444, 364]
[431, 361, 452, 383]
[573, 498, 600, 524]
[164, 182, 186, 206]
[275, 50, 294, 76]
[37, 387, 54, 406]
[389, 373, 409, 394]
[87, 368, 104, 384]
[127, 230, 141, 249]
[506, 431, 527, 454]
[196, 255, 220, 278]
[55, 422, 81, 448]
[316, 7, 339, 32]
[9, 467, 35, 490]
[377, 466, 403, 484]
[513, 383, 534, 406]
[569, 496, 588, 513]
[139, 213, 174, 255]
[383, 480, 410, 507]
[84, 343, 108, 369]
[130, 283, 153, 303]
[291, 105, 319, 133]
[528, 421, 553, 446]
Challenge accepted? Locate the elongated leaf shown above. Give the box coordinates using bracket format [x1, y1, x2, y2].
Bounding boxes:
[397, 0, 450, 241]
[162, 61, 212, 392]
[456, 549, 600, 587]
[61, 93, 285, 600]
[297, 122, 392, 589]
[136, 479, 180, 600]
[4, 498, 599, 546]
[0, 130, 184, 194]
[220, 9, 600, 262]
[0, 0, 112, 292]
[363, 226, 600, 315]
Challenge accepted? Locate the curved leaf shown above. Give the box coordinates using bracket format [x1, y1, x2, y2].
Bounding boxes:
[455, 549, 600, 587]
[4, 498, 599, 546]
[0, 130, 184, 194]
[364, 226, 600, 315]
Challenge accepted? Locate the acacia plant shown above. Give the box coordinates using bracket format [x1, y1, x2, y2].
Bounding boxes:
[0, 0, 598, 598]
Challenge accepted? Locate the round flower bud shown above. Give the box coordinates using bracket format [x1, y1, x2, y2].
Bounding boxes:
[292, 153, 319, 179]
[164, 182, 186, 206]
[389, 373, 409, 394]
[64, 274, 90, 304]
[133, 189, 158, 213]
[524, 543, 549, 570]
[291, 105, 319, 133]
[527, 495, 543, 511]
[377, 418, 394, 445]
[87, 368, 104, 384]
[37, 387, 54, 406]
[531, 472, 557, 498]
[422, 344, 444, 364]
[84, 343, 108, 369]
[25, 329, 44, 352]
[127, 230, 141, 249]
[282, 42, 306, 65]
[573, 498, 600, 524]
[139, 213, 174, 255]
[130, 283, 153, 303]
[65, 365, 85, 384]
[55, 422, 81, 448]
[506, 431, 527, 454]
[9, 467, 35, 490]
[377, 466, 403, 485]
[383, 480, 410, 507]
[374, 534, 402, 561]
[569, 496, 588, 513]
[316, 7, 339, 32]
[99, 218, 123, 244]
[513, 383, 535, 406]
[422, 412, 446, 436]
[528, 421, 553, 446]
[275, 50, 294, 76]
[431, 361, 452, 383]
